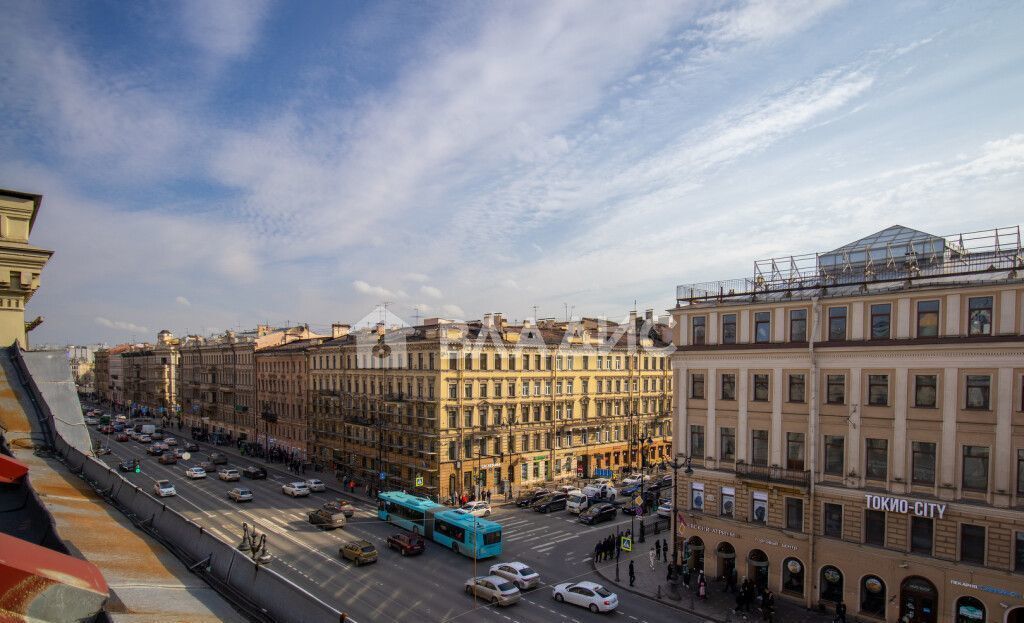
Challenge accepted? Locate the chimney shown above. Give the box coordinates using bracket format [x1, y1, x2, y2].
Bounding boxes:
[331, 323, 350, 339]
[482, 313, 493, 328]
[645, 309, 654, 322]
[629, 310, 638, 328]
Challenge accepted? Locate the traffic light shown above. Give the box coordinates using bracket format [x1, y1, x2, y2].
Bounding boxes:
[134, 459, 141, 474]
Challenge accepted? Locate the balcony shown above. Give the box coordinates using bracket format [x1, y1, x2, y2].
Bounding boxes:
[735, 463, 810, 487]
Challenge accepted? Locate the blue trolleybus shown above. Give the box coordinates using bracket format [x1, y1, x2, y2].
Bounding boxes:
[377, 491, 502, 559]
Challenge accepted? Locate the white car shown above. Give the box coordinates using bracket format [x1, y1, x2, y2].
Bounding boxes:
[153, 480, 177, 497]
[138, 434, 152, 443]
[489, 562, 540, 590]
[621, 474, 650, 487]
[227, 487, 254, 503]
[552, 581, 618, 613]
[305, 478, 326, 492]
[283, 482, 311, 497]
[218, 468, 241, 482]
[185, 467, 207, 479]
[657, 500, 672, 518]
[164, 437, 177, 446]
[461, 501, 491, 517]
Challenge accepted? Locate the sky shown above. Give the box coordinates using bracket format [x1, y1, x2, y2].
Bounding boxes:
[2, 0, 1022, 345]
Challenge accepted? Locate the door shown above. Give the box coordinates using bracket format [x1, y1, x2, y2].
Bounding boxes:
[900, 577, 938, 623]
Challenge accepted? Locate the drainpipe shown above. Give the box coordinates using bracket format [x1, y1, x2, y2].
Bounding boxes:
[806, 295, 821, 610]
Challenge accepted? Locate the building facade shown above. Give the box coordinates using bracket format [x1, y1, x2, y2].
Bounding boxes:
[256, 337, 322, 458]
[309, 313, 673, 501]
[121, 331, 180, 416]
[0, 189, 52, 348]
[670, 226, 1024, 623]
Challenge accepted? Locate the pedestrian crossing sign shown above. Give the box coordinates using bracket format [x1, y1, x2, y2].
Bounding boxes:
[621, 536, 632, 552]
[415, 476, 424, 487]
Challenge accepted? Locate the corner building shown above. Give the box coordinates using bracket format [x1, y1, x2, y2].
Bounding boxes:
[670, 225, 1024, 622]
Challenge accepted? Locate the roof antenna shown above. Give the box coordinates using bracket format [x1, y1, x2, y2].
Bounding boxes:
[412, 305, 422, 325]
[532, 305, 538, 321]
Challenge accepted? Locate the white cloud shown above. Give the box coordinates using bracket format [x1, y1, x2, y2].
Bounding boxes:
[179, 0, 271, 65]
[352, 280, 407, 299]
[403, 273, 430, 283]
[95, 317, 148, 334]
[419, 285, 443, 299]
[175, 296, 191, 307]
[441, 304, 466, 319]
[695, 0, 844, 48]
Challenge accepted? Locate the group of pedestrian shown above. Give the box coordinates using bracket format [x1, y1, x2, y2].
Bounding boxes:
[722, 565, 739, 593]
[733, 580, 775, 621]
[593, 534, 619, 562]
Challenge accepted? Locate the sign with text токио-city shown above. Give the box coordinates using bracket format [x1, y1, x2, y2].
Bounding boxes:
[863, 494, 946, 518]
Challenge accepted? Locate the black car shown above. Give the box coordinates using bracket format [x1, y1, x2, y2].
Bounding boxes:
[184, 442, 199, 452]
[532, 493, 568, 513]
[117, 459, 139, 472]
[515, 489, 549, 507]
[209, 453, 228, 465]
[200, 460, 217, 472]
[242, 465, 267, 479]
[579, 502, 617, 525]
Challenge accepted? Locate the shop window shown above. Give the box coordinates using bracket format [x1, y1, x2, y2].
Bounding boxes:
[788, 374, 805, 403]
[785, 498, 803, 531]
[870, 303, 891, 339]
[789, 309, 807, 342]
[1015, 531, 1024, 573]
[900, 577, 938, 623]
[828, 307, 847, 341]
[720, 486, 735, 518]
[962, 446, 989, 492]
[722, 314, 737, 344]
[721, 373, 736, 400]
[916, 300, 939, 337]
[753, 374, 769, 401]
[751, 491, 768, 524]
[782, 557, 804, 596]
[754, 312, 771, 343]
[864, 510, 885, 546]
[868, 375, 889, 406]
[865, 438, 888, 480]
[965, 375, 990, 410]
[751, 430, 768, 466]
[1018, 449, 1024, 496]
[911, 517, 933, 555]
[860, 575, 886, 618]
[820, 566, 843, 602]
[824, 435, 845, 475]
[914, 375, 937, 408]
[720, 427, 735, 462]
[968, 296, 993, 336]
[690, 425, 704, 458]
[912, 442, 936, 485]
[826, 374, 845, 405]
[691, 483, 704, 512]
[691, 373, 705, 399]
[960, 524, 985, 565]
[786, 432, 805, 471]
[956, 596, 986, 623]
[692, 316, 706, 345]
[823, 503, 843, 538]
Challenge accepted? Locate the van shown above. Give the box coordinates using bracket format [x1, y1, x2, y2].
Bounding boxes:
[566, 490, 589, 514]
[140, 424, 156, 435]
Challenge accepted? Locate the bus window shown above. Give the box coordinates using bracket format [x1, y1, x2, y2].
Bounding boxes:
[483, 531, 501, 546]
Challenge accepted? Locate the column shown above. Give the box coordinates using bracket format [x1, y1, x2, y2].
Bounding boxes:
[737, 368, 749, 462]
[850, 302, 865, 340]
[708, 312, 719, 344]
[848, 368, 862, 484]
[939, 367, 958, 499]
[706, 368, 717, 464]
[893, 367, 909, 493]
[896, 298, 911, 339]
[770, 367, 783, 466]
[945, 294, 961, 336]
[774, 308, 785, 342]
[739, 310, 750, 343]
[994, 367, 1013, 506]
[674, 365, 687, 458]
[998, 290, 1016, 335]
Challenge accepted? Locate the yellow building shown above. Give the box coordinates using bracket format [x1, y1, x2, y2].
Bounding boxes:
[309, 313, 673, 501]
[0, 189, 53, 348]
[122, 330, 180, 416]
[670, 225, 1024, 622]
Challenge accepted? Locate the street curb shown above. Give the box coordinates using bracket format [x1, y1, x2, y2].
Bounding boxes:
[589, 556, 725, 623]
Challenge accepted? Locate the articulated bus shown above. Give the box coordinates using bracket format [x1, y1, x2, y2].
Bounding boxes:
[377, 491, 502, 559]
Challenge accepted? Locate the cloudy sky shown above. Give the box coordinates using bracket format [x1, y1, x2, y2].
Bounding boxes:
[2, 1, 1022, 345]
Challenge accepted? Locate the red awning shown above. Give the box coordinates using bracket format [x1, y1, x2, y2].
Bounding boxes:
[0, 453, 28, 484]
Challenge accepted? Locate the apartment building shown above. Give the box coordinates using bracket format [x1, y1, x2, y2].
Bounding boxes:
[309, 313, 673, 501]
[255, 336, 322, 458]
[121, 330, 180, 415]
[670, 225, 1024, 623]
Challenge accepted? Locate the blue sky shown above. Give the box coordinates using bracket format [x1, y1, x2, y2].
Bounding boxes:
[2, 0, 1022, 344]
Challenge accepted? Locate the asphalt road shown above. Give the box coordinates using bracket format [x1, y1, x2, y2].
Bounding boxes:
[85, 421, 699, 623]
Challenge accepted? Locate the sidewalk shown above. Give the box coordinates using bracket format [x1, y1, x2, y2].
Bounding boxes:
[592, 547, 836, 623]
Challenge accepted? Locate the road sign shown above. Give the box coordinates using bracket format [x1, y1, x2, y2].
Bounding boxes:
[379, 471, 386, 480]
[620, 536, 632, 552]
[415, 476, 424, 487]
[633, 495, 643, 507]
[635, 507, 644, 518]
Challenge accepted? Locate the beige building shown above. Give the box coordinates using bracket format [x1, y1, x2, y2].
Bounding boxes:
[0, 189, 52, 348]
[309, 313, 673, 500]
[256, 336, 322, 458]
[95, 344, 133, 409]
[670, 225, 1024, 623]
[122, 331, 180, 416]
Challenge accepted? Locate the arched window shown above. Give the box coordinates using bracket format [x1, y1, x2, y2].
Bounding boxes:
[820, 566, 843, 602]
[860, 575, 886, 618]
[782, 557, 804, 595]
[956, 596, 985, 623]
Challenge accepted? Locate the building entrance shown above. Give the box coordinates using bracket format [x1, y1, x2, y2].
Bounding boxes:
[716, 542, 736, 581]
[899, 576, 938, 623]
[747, 549, 769, 590]
[685, 536, 705, 572]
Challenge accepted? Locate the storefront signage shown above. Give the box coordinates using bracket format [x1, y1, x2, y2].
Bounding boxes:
[480, 463, 501, 469]
[690, 524, 737, 538]
[950, 579, 1022, 599]
[532, 455, 545, 462]
[755, 538, 798, 551]
[864, 494, 946, 518]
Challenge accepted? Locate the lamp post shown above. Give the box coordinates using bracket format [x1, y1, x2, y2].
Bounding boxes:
[503, 411, 517, 500]
[635, 434, 653, 543]
[666, 455, 693, 566]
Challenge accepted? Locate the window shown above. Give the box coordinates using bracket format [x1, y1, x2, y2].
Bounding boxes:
[690, 373, 705, 399]
[868, 375, 889, 406]
[785, 498, 803, 531]
[692, 317, 706, 345]
[789, 309, 807, 342]
[968, 296, 993, 336]
[721, 374, 736, 400]
[754, 312, 771, 343]
[860, 576, 886, 617]
[824, 436, 844, 475]
[751, 430, 768, 466]
[690, 483, 704, 511]
[786, 433, 805, 470]
[720, 427, 735, 461]
[916, 300, 939, 337]
[823, 503, 843, 538]
[752, 374, 769, 401]
[911, 517, 933, 555]
[965, 375, 990, 409]
[914, 375, 937, 408]
[962, 446, 989, 492]
[751, 491, 768, 523]
[690, 425, 705, 458]
[864, 510, 885, 546]
[870, 303, 891, 339]
[820, 566, 844, 602]
[957, 597, 986, 623]
[448, 383, 458, 399]
[1018, 449, 1024, 496]
[911, 442, 936, 485]
[960, 524, 985, 564]
[826, 375, 845, 405]
[828, 307, 847, 341]
[722, 314, 737, 344]
[865, 438, 888, 480]
[1015, 531, 1024, 572]
[720, 486, 735, 517]
[788, 374, 805, 403]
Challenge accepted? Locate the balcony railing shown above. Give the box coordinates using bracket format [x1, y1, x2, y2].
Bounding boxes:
[735, 463, 810, 487]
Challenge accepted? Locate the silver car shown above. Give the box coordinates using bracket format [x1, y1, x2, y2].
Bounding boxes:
[227, 487, 254, 503]
[464, 575, 521, 607]
[488, 562, 540, 590]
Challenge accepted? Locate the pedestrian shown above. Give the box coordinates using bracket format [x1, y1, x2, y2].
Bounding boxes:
[594, 541, 601, 563]
[835, 600, 847, 623]
[648, 547, 655, 570]
[628, 561, 636, 587]
[682, 565, 691, 589]
[655, 539, 662, 561]
[661, 539, 668, 563]
[763, 589, 775, 622]
[698, 571, 707, 600]
[725, 565, 737, 593]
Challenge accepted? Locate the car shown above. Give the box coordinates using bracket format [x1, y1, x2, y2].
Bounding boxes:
[579, 503, 617, 525]
[150, 432, 164, 441]
[164, 437, 177, 446]
[171, 448, 185, 459]
[200, 461, 217, 472]
[209, 453, 228, 465]
[339, 540, 378, 566]
[461, 501, 491, 517]
[98, 425, 115, 434]
[515, 489, 549, 507]
[183, 442, 199, 452]
[185, 467, 207, 479]
[620, 483, 643, 496]
[112, 423, 125, 432]
[227, 487, 254, 503]
[304, 478, 326, 492]
[158, 453, 178, 465]
[282, 482, 310, 497]
[218, 468, 241, 482]
[488, 562, 540, 590]
[117, 459, 138, 472]
[114, 433, 130, 442]
[138, 435, 151, 443]
[657, 500, 671, 518]
[308, 506, 347, 529]
[532, 493, 568, 513]
[84, 417, 98, 426]
[322, 499, 355, 518]
[620, 503, 645, 516]
[242, 465, 267, 479]
[464, 575, 521, 607]
[552, 581, 618, 613]
[94, 446, 112, 456]
[621, 474, 650, 487]
[152, 480, 176, 497]
[386, 533, 426, 556]
[146, 445, 164, 456]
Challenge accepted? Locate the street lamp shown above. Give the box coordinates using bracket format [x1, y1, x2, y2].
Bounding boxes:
[666, 455, 693, 566]
[635, 434, 654, 542]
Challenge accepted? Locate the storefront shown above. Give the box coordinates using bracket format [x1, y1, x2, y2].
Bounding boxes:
[899, 576, 938, 623]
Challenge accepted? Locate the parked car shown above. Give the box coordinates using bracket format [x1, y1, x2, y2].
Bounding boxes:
[322, 500, 355, 518]
[339, 540, 378, 566]
[386, 533, 426, 556]
[218, 468, 241, 482]
[282, 482, 311, 497]
[242, 465, 267, 479]
[515, 489, 549, 507]
[84, 416, 99, 426]
[98, 425, 115, 434]
[185, 467, 207, 479]
[621, 474, 650, 487]
[551, 581, 618, 613]
[461, 501, 491, 517]
[227, 487, 254, 503]
[532, 493, 568, 513]
[209, 453, 228, 465]
[308, 506, 347, 530]
[112, 423, 125, 432]
[464, 575, 521, 606]
[153, 480, 176, 497]
[488, 562, 540, 590]
[304, 478, 326, 492]
[158, 453, 178, 465]
[579, 502, 617, 525]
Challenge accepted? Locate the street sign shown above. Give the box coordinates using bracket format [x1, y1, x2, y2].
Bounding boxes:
[633, 495, 643, 507]
[379, 471, 386, 480]
[620, 536, 632, 552]
[415, 476, 424, 487]
[636, 507, 644, 518]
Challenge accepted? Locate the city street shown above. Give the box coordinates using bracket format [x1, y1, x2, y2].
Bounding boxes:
[86, 423, 700, 623]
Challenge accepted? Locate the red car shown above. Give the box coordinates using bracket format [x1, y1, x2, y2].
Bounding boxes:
[386, 533, 426, 556]
[115, 433, 130, 442]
